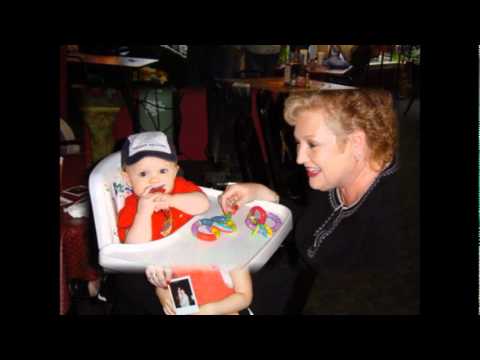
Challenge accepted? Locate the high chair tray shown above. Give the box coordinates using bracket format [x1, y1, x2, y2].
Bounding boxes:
[100, 190, 292, 273]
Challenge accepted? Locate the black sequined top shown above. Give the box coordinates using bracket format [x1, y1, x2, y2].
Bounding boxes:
[280, 159, 409, 313]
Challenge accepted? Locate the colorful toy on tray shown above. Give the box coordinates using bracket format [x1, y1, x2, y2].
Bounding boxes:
[191, 213, 237, 241]
[245, 206, 282, 239]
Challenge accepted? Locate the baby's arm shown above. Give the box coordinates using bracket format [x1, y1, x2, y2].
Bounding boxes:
[170, 191, 210, 215]
[124, 209, 153, 243]
[195, 267, 252, 315]
[122, 187, 160, 244]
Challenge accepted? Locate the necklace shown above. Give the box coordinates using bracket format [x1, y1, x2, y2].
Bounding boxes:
[337, 187, 362, 209]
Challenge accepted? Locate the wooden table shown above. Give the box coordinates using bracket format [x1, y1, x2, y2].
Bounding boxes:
[306, 64, 353, 76]
[226, 77, 355, 94]
[306, 64, 354, 84]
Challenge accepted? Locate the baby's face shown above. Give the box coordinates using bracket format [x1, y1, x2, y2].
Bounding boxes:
[123, 156, 179, 196]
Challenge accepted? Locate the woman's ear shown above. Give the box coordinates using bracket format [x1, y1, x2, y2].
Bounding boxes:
[349, 130, 367, 160]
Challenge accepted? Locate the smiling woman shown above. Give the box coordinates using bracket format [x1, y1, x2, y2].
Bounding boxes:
[284, 90, 397, 172]
[219, 88, 412, 314]
[285, 90, 397, 205]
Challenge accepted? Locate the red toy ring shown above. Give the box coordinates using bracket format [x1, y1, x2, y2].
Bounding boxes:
[248, 206, 267, 225]
[245, 206, 283, 238]
[191, 219, 218, 241]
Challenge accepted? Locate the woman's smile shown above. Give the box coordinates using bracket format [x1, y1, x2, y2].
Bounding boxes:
[306, 167, 322, 177]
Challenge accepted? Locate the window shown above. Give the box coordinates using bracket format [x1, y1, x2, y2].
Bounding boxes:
[370, 45, 421, 66]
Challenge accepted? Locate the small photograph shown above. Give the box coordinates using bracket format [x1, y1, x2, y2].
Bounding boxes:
[168, 276, 199, 315]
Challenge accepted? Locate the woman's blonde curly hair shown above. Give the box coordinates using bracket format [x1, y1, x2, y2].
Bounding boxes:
[284, 88, 397, 170]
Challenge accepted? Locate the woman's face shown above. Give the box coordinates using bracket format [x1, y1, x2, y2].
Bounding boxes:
[294, 109, 356, 191]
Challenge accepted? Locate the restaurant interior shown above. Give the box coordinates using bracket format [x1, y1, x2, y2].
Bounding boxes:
[60, 44, 420, 315]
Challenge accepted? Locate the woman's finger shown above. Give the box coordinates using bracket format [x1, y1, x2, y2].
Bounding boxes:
[220, 189, 239, 213]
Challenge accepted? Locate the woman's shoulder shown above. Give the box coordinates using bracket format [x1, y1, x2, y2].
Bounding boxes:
[364, 158, 402, 204]
[370, 169, 401, 208]
[365, 172, 406, 241]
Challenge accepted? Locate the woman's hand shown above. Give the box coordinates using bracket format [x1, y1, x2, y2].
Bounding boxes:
[219, 182, 279, 214]
[145, 265, 172, 288]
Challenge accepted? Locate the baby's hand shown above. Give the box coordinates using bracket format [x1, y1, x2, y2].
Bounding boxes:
[153, 193, 173, 212]
[145, 265, 172, 288]
[137, 187, 161, 215]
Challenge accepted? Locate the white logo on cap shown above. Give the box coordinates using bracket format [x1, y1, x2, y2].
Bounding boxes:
[128, 132, 172, 157]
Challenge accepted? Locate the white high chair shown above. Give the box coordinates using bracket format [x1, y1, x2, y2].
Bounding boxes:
[89, 152, 293, 273]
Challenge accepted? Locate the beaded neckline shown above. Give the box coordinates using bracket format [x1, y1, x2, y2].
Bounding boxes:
[330, 159, 398, 214]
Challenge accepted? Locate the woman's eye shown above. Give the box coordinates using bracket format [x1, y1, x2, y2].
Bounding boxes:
[160, 169, 168, 174]
[139, 171, 147, 177]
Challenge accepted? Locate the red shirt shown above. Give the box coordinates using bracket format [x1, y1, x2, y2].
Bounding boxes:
[172, 267, 235, 306]
[118, 176, 202, 242]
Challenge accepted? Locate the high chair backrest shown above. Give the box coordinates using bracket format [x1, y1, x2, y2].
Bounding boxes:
[89, 151, 125, 250]
[89, 151, 293, 273]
